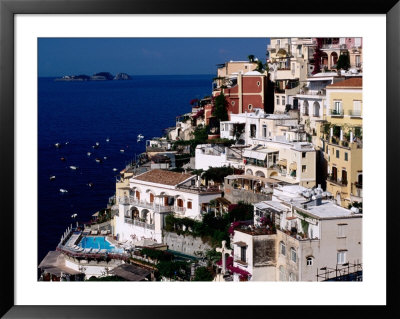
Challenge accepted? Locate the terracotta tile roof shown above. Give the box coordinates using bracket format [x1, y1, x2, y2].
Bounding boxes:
[326, 77, 362, 88]
[132, 169, 193, 186]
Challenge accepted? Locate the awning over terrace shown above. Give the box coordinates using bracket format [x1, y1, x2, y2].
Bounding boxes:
[226, 174, 281, 185]
[38, 251, 82, 276]
[277, 159, 287, 166]
[243, 150, 267, 160]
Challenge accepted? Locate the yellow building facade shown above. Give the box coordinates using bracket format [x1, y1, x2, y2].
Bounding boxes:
[318, 77, 362, 207]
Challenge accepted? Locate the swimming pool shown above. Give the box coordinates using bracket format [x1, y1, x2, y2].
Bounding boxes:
[78, 236, 123, 253]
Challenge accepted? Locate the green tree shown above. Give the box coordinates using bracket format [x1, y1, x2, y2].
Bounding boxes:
[212, 94, 229, 122]
[248, 54, 255, 62]
[205, 249, 222, 264]
[202, 166, 234, 184]
[255, 60, 264, 73]
[228, 201, 254, 222]
[336, 52, 350, 70]
[157, 260, 189, 279]
[193, 266, 214, 281]
[192, 125, 209, 142]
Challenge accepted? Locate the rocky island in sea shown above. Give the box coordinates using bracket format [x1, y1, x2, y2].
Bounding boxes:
[55, 72, 131, 81]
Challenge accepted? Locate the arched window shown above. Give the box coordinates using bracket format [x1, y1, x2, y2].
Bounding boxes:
[255, 171, 265, 178]
[306, 256, 314, 266]
[303, 100, 309, 116]
[280, 241, 286, 256]
[177, 198, 184, 208]
[313, 101, 320, 117]
[290, 247, 297, 263]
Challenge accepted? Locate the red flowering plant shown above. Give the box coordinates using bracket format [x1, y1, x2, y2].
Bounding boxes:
[228, 221, 248, 235]
[192, 109, 204, 120]
[312, 38, 324, 75]
[216, 255, 251, 280]
[259, 216, 267, 226]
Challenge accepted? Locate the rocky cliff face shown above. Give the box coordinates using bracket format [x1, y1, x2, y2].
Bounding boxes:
[163, 231, 212, 257]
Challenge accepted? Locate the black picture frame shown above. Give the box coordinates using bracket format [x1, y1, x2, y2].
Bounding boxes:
[1, 0, 399, 318]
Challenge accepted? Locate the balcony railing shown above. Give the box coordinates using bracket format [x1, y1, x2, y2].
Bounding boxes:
[348, 110, 362, 117]
[322, 43, 341, 49]
[174, 206, 186, 215]
[118, 196, 175, 213]
[330, 109, 344, 116]
[327, 176, 348, 186]
[124, 217, 155, 230]
[355, 182, 362, 189]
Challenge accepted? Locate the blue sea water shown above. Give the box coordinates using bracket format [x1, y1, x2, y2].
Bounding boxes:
[38, 74, 213, 264]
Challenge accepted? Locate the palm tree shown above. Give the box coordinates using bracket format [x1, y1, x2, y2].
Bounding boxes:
[256, 60, 264, 73]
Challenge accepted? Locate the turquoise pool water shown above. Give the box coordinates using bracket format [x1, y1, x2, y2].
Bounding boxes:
[78, 236, 123, 253]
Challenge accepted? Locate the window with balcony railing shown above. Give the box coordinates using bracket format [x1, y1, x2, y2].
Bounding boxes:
[330, 109, 344, 116]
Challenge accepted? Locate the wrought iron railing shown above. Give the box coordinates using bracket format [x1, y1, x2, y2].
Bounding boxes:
[124, 217, 155, 230]
[330, 109, 344, 116]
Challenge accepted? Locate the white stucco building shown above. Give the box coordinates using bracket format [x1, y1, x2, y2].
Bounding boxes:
[194, 144, 245, 171]
[220, 109, 303, 145]
[235, 184, 363, 282]
[243, 141, 316, 188]
[114, 169, 222, 243]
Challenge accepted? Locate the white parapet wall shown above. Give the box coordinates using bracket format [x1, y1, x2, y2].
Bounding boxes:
[115, 215, 161, 243]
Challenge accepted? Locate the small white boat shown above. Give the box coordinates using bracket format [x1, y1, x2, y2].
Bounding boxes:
[69, 166, 78, 170]
[95, 158, 102, 163]
[113, 168, 117, 172]
[54, 143, 61, 148]
[60, 189, 68, 193]
[87, 152, 91, 156]
[92, 145, 99, 149]
[65, 141, 69, 145]
[103, 156, 107, 160]
[88, 182, 94, 187]
[120, 149, 124, 153]
[95, 142, 100, 146]
[137, 134, 144, 142]
[50, 176, 56, 181]
[106, 138, 110, 142]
